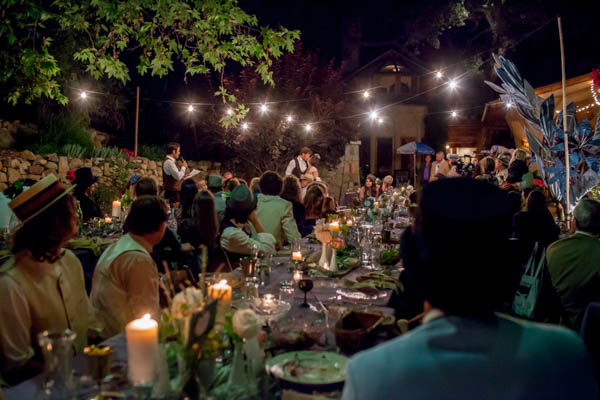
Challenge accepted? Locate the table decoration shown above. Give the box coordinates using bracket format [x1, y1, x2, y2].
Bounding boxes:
[379, 246, 401, 265]
[265, 351, 348, 386]
[342, 271, 403, 296]
[111, 200, 121, 219]
[208, 279, 232, 328]
[125, 314, 158, 386]
[314, 220, 333, 268]
[84, 345, 114, 400]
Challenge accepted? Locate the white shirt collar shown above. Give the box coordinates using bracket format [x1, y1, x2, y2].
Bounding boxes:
[166, 155, 176, 161]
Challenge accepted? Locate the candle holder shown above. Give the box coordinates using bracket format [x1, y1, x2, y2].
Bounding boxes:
[84, 345, 113, 400]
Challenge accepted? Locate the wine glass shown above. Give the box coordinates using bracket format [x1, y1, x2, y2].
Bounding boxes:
[298, 278, 314, 308]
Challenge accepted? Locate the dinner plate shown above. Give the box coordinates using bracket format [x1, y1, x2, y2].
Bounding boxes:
[266, 351, 348, 385]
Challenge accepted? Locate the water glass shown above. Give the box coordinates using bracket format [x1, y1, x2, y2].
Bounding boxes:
[243, 277, 259, 300]
[279, 283, 295, 304]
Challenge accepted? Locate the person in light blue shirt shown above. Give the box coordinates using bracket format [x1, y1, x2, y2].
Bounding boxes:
[342, 178, 599, 400]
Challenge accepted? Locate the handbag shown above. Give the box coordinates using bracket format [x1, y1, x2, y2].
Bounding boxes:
[512, 242, 545, 319]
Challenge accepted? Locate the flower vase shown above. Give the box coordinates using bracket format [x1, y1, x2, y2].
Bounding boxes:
[329, 247, 337, 272]
[319, 243, 330, 268]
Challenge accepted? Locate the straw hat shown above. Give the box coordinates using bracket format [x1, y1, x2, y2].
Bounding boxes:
[9, 174, 75, 225]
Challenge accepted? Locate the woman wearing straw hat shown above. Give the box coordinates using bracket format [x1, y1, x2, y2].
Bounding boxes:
[0, 175, 91, 385]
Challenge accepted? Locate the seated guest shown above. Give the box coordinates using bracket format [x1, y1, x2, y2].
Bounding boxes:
[299, 173, 314, 200]
[322, 196, 337, 218]
[249, 177, 261, 195]
[176, 179, 198, 225]
[359, 174, 378, 200]
[475, 157, 496, 184]
[342, 178, 598, 400]
[90, 196, 167, 339]
[73, 167, 102, 220]
[0, 175, 90, 384]
[547, 199, 600, 329]
[206, 174, 225, 221]
[256, 171, 300, 247]
[178, 191, 225, 272]
[303, 184, 326, 233]
[220, 185, 276, 261]
[380, 175, 394, 193]
[134, 177, 182, 266]
[280, 176, 308, 237]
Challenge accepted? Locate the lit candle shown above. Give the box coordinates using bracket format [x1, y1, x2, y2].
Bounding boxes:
[329, 221, 340, 232]
[374, 201, 379, 208]
[208, 279, 232, 329]
[292, 251, 303, 262]
[346, 218, 353, 227]
[293, 270, 302, 282]
[125, 314, 158, 385]
[104, 216, 112, 224]
[111, 200, 121, 218]
[208, 279, 232, 304]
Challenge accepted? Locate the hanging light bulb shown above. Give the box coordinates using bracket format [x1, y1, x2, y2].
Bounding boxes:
[305, 124, 312, 132]
[448, 79, 458, 90]
[187, 104, 194, 112]
[435, 71, 442, 79]
[80, 91, 88, 99]
[377, 117, 384, 125]
[451, 111, 458, 118]
[241, 122, 249, 130]
[260, 104, 268, 113]
[506, 102, 513, 108]
[363, 91, 370, 98]
[286, 115, 293, 123]
[369, 111, 378, 120]
[226, 108, 233, 116]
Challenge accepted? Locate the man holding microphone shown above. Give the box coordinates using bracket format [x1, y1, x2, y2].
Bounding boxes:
[162, 142, 188, 206]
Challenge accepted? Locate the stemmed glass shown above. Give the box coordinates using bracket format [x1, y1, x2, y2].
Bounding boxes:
[85, 345, 113, 400]
[297, 278, 314, 308]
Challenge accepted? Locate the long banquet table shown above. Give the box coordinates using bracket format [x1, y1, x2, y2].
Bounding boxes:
[4, 237, 402, 399]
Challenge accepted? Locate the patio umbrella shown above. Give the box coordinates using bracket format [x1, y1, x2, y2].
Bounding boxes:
[396, 142, 435, 185]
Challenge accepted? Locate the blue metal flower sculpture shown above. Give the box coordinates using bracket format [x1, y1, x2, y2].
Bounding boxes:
[486, 54, 600, 211]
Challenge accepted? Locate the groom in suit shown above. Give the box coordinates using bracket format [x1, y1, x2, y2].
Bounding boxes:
[342, 179, 598, 400]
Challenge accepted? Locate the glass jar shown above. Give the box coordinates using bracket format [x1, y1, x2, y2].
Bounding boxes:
[35, 329, 77, 400]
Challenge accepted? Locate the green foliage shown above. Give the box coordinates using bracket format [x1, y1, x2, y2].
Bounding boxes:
[91, 146, 123, 159]
[15, 113, 95, 155]
[138, 144, 165, 161]
[2, 0, 300, 108]
[589, 186, 600, 203]
[61, 143, 88, 158]
[90, 153, 134, 213]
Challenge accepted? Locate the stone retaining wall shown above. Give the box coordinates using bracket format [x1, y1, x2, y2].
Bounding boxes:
[0, 150, 221, 192]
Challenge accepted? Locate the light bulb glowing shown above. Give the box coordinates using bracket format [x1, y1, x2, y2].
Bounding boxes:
[506, 102, 513, 108]
[377, 118, 384, 124]
[363, 91, 370, 98]
[451, 111, 457, 118]
[226, 108, 233, 116]
[435, 71, 442, 79]
[305, 124, 312, 132]
[260, 104, 268, 113]
[369, 111, 378, 120]
[241, 122, 249, 130]
[80, 91, 88, 99]
[448, 79, 458, 90]
[446, 145, 450, 149]
[187, 104, 194, 112]
[286, 115, 293, 122]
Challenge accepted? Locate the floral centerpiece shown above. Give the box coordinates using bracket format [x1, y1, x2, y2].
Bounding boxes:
[314, 217, 345, 271]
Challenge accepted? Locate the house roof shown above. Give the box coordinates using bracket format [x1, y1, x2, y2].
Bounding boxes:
[344, 49, 430, 80]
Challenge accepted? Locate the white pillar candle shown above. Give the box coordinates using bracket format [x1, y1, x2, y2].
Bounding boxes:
[111, 200, 121, 218]
[125, 314, 158, 385]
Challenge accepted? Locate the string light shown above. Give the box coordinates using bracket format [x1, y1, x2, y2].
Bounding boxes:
[260, 104, 268, 113]
[187, 104, 194, 112]
[451, 111, 458, 118]
[435, 71, 443, 79]
[448, 79, 458, 90]
[305, 124, 312, 132]
[592, 82, 600, 106]
[363, 91, 370, 98]
[80, 91, 88, 99]
[241, 122, 249, 130]
[226, 108, 233, 116]
[286, 115, 294, 122]
[506, 102, 513, 108]
[377, 117, 384, 125]
[369, 111, 378, 120]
